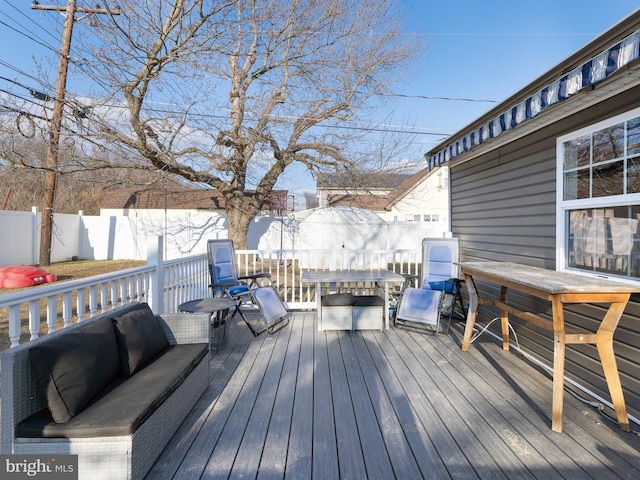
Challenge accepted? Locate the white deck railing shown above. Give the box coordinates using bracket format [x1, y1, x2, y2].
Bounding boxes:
[0, 237, 421, 348]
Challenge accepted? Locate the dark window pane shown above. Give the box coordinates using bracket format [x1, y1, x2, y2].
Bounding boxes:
[564, 168, 592, 200]
[592, 161, 623, 197]
[592, 123, 624, 164]
[563, 135, 590, 169]
[628, 157, 640, 193]
[628, 117, 640, 156]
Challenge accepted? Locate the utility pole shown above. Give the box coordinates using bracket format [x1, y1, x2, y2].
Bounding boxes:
[32, 1, 119, 266]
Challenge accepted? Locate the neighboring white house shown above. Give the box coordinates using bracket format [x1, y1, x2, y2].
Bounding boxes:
[317, 166, 450, 227]
[380, 166, 449, 224]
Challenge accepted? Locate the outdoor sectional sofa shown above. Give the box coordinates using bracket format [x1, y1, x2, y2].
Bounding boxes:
[0, 302, 210, 480]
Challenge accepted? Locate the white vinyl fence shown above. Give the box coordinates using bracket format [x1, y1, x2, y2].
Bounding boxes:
[0, 208, 446, 266]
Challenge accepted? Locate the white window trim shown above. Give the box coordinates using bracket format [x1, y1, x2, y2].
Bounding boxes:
[556, 106, 640, 284]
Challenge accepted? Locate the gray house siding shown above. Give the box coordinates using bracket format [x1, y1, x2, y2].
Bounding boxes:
[450, 85, 640, 422]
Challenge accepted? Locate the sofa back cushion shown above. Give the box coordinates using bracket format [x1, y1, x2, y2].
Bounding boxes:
[29, 316, 120, 423]
[111, 303, 169, 377]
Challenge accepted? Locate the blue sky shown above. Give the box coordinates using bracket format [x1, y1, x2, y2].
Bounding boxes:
[1, 1, 639, 206]
[398, 1, 639, 154]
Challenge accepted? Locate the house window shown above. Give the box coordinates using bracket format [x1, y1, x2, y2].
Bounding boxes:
[557, 107, 640, 281]
[424, 214, 431, 222]
[432, 214, 439, 222]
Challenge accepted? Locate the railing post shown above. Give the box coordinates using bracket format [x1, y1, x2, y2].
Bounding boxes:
[330, 246, 337, 271]
[147, 236, 164, 314]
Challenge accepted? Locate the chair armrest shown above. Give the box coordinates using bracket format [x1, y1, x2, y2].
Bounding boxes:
[209, 280, 243, 288]
[239, 272, 273, 288]
[239, 272, 271, 279]
[157, 313, 210, 345]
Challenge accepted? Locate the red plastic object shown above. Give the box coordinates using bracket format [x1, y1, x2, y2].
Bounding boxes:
[0, 266, 57, 288]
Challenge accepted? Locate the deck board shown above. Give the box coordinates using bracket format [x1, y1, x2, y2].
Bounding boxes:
[257, 312, 303, 480]
[454, 332, 640, 478]
[431, 335, 593, 479]
[362, 330, 464, 478]
[403, 329, 551, 480]
[148, 312, 640, 480]
[283, 313, 314, 480]
[312, 321, 339, 480]
[350, 331, 437, 479]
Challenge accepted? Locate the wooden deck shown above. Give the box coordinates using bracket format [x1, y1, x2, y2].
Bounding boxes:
[147, 312, 640, 480]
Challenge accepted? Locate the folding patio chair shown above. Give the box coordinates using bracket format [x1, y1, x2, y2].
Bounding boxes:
[394, 287, 444, 333]
[394, 237, 466, 334]
[207, 239, 275, 336]
[249, 286, 290, 334]
[421, 237, 466, 327]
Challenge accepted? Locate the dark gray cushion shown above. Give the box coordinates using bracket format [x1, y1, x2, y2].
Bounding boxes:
[16, 344, 208, 438]
[321, 293, 356, 306]
[111, 303, 169, 377]
[354, 295, 385, 307]
[28, 316, 120, 423]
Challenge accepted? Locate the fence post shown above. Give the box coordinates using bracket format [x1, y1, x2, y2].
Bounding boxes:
[147, 236, 164, 314]
[77, 210, 84, 261]
[31, 206, 39, 265]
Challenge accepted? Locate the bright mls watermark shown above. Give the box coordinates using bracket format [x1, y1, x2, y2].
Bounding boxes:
[1, 455, 78, 479]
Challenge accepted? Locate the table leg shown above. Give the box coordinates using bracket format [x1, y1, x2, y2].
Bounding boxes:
[551, 298, 565, 433]
[316, 281, 323, 331]
[461, 274, 479, 352]
[500, 286, 510, 351]
[384, 282, 390, 330]
[596, 300, 630, 432]
[210, 311, 225, 353]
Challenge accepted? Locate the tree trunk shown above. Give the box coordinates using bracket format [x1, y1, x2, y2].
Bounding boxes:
[226, 200, 258, 250]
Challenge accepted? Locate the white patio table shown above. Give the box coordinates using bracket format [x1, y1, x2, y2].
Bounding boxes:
[301, 269, 405, 331]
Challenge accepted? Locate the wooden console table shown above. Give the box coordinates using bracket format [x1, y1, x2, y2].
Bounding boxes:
[458, 261, 638, 433]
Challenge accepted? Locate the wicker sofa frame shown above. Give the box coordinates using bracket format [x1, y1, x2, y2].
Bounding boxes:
[0, 303, 210, 480]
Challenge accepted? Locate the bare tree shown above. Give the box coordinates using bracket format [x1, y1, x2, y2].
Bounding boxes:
[0, 129, 158, 214]
[60, 0, 421, 247]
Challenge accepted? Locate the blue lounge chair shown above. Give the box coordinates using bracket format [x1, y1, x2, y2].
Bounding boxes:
[207, 239, 282, 335]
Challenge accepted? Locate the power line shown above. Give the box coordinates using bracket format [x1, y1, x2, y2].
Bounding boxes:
[0, 0, 59, 44]
[420, 32, 597, 37]
[0, 17, 58, 54]
[378, 91, 498, 103]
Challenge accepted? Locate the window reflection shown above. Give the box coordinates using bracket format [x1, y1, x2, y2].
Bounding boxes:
[568, 207, 640, 278]
[563, 134, 590, 169]
[628, 118, 640, 156]
[628, 157, 640, 194]
[592, 161, 623, 197]
[563, 117, 640, 199]
[592, 123, 624, 164]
